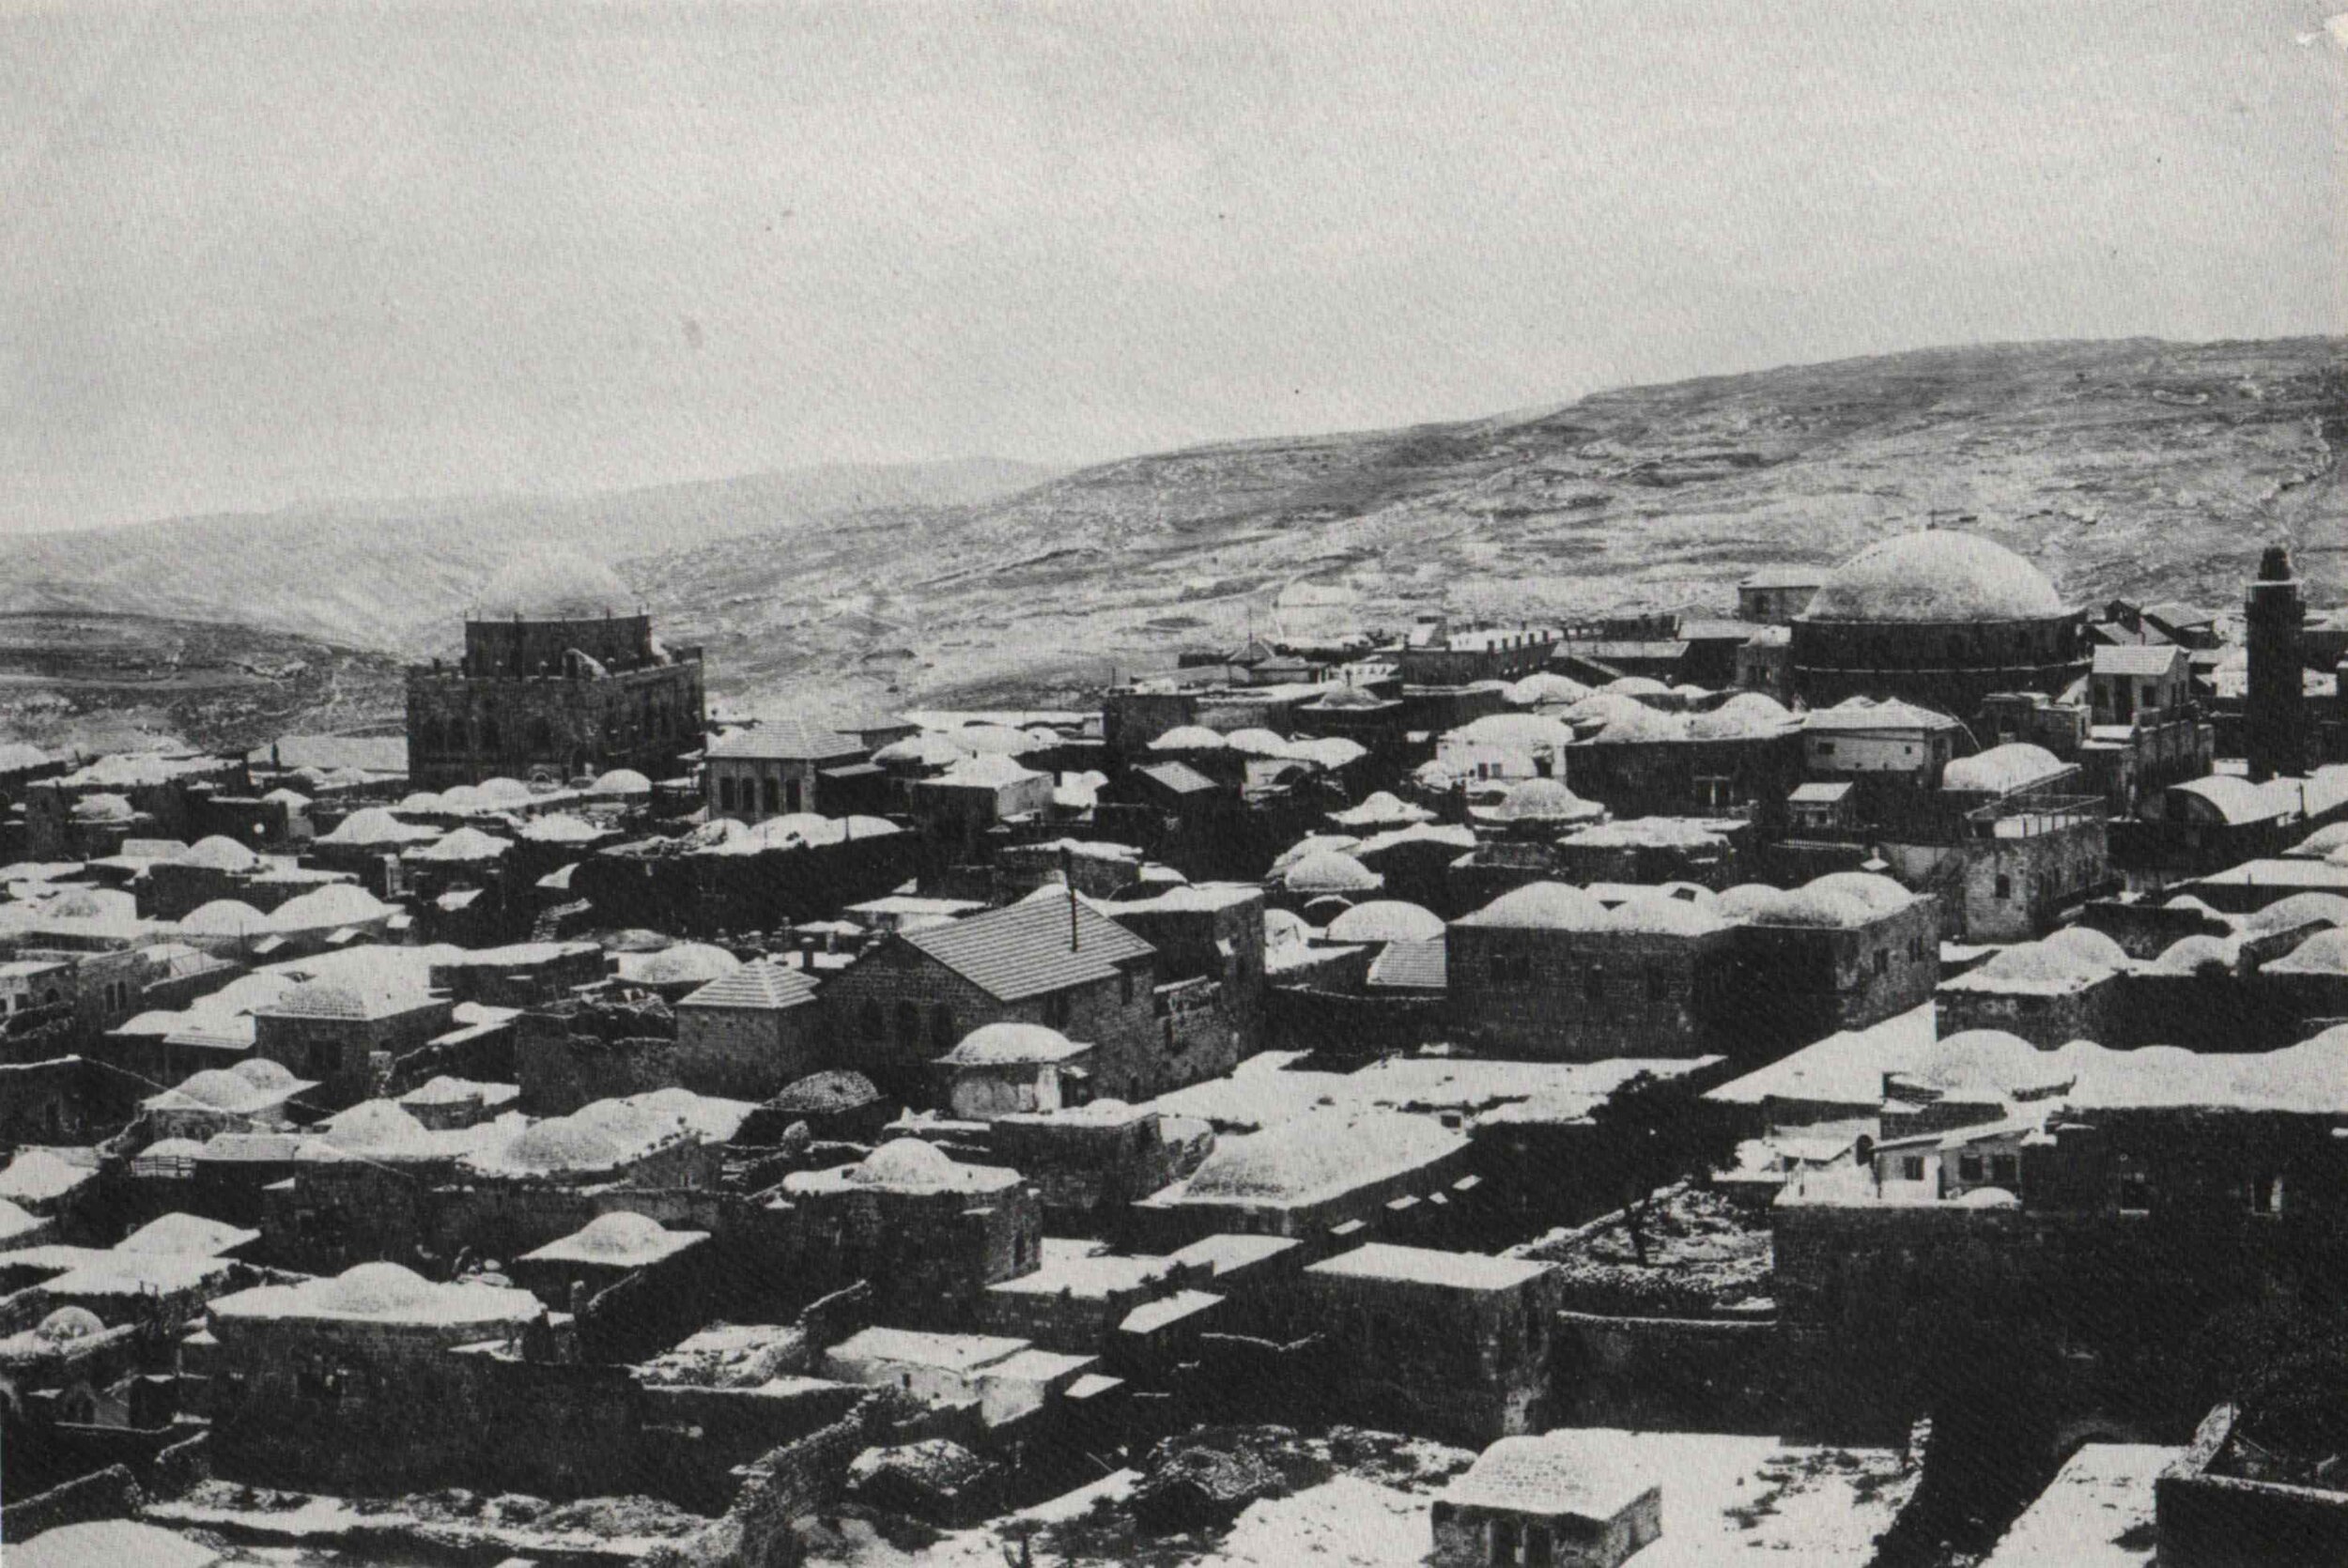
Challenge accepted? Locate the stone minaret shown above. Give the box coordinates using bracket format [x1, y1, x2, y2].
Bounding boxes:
[2245, 544, 2306, 782]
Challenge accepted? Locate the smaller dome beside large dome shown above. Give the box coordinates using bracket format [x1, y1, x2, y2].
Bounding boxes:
[1802, 530, 2068, 623]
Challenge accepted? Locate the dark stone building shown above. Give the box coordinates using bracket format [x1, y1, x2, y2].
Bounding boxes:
[405, 553, 706, 790]
[1791, 530, 2088, 723]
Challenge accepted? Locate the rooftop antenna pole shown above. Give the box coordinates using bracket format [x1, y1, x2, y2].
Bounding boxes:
[1062, 843, 1079, 951]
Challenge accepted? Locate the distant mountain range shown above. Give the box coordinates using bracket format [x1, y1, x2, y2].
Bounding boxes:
[5, 337, 2341, 746]
[0, 457, 1060, 653]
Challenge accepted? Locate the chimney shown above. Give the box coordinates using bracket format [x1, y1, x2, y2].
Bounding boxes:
[1063, 844, 1080, 951]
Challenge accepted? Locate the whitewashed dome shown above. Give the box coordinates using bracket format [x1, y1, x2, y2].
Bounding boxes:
[478, 550, 632, 620]
[1803, 530, 2067, 623]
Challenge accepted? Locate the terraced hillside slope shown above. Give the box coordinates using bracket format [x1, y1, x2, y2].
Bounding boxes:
[636, 337, 2345, 715]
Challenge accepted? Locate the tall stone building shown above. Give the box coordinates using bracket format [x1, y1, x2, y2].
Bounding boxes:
[2244, 544, 2306, 783]
[406, 553, 706, 790]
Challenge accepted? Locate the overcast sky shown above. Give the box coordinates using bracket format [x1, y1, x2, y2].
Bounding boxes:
[3, 0, 2342, 532]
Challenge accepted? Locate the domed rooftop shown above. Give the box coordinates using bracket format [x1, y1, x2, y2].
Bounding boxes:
[1150, 725, 1228, 752]
[1606, 676, 1671, 697]
[1503, 672, 1592, 707]
[261, 788, 312, 807]
[312, 1101, 431, 1154]
[952, 724, 1044, 757]
[317, 1260, 440, 1315]
[1607, 887, 1730, 935]
[35, 1305, 106, 1343]
[2152, 933, 2238, 976]
[1974, 941, 2105, 986]
[1448, 714, 1577, 751]
[1223, 728, 1294, 757]
[1287, 736, 1368, 770]
[2243, 892, 2348, 935]
[1802, 530, 2068, 623]
[171, 1068, 273, 1109]
[177, 835, 262, 872]
[1481, 777, 1603, 823]
[70, 792, 134, 823]
[318, 808, 436, 848]
[1309, 684, 1386, 710]
[1328, 792, 1432, 829]
[231, 1057, 300, 1089]
[2039, 926, 2128, 970]
[1803, 871, 1911, 913]
[850, 1138, 959, 1188]
[398, 791, 451, 812]
[1326, 900, 1445, 945]
[939, 1022, 1086, 1066]
[1943, 743, 2065, 795]
[1282, 850, 1382, 896]
[496, 1115, 630, 1174]
[873, 732, 972, 767]
[478, 550, 632, 620]
[589, 768, 653, 795]
[1458, 881, 1610, 930]
[477, 776, 534, 805]
[409, 825, 512, 862]
[562, 1210, 674, 1258]
[1689, 692, 1798, 741]
[180, 899, 271, 937]
[1910, 1029, 2051, 1090]
[2264, 928, 2348, 976]
[620, 942, 743, 987]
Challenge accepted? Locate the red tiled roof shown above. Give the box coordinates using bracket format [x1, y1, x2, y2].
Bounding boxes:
[903, 898, 1154, 1002]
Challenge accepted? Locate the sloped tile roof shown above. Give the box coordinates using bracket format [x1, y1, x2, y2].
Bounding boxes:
[708, 719, 865, 762]
[1366, 938, 1447, 992]
[903, 898, 1154, 1002]
[2092, 643, 2187, 678]
[679, 959, 821, 1011]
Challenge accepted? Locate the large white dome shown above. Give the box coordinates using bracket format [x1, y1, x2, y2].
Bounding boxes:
[1802, 530, 2067, 623]
[477, 550, 633, 620]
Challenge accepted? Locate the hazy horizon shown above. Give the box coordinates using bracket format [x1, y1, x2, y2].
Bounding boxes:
[6, 1, 2343, 535]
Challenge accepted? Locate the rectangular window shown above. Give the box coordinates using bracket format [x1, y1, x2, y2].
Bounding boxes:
[1994, 874, 2013, 900]
[1957, 1155, 1984, 1183]
[1874, 948, 1889, 976]
[2117, 1166, 2152, 1214]
[1900, 1156, 1926, 1182]
[1989, 1154, 2019, 1187]
[2252, 1174, 2284, 1216]
[1120, 969, 1135, 1006]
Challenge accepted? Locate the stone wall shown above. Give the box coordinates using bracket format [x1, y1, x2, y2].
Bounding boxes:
[676, 1002, 825, 1100]
[407, 653, 704, 791]
[2157, 1404, 2348, 1568]
[1551, 1309, 1783, 1432]
[1447, 924, 1740, 1060]
[1962, 815, 2109, 941]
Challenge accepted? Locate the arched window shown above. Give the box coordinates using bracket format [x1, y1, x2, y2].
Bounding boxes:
[894, 1001, 921, 1048]
[718, 776, 737, 812]
[859, 1001, 885, 1042]
[527, 717, 554, 755]
[762, 777, 780, 815]
[930, 1005, 956, 1051]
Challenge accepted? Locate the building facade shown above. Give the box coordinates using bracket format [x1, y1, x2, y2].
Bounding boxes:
[406, 554, 705, 790]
